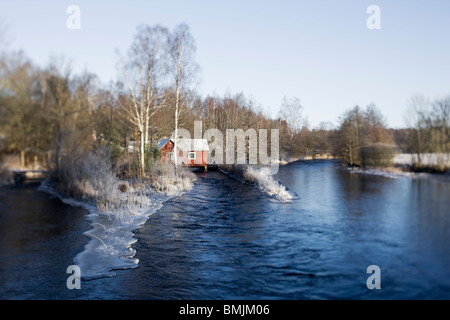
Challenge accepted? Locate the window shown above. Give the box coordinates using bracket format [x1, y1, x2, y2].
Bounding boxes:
[188, 152, 196, 160]
[167, 152, 173, 160]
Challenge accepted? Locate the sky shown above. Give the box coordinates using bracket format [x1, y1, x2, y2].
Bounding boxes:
[1, 0, 450, 128]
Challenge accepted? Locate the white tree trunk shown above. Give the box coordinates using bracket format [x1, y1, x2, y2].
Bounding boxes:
[139, 129, 145, 178]
[173, 42, 182, 177]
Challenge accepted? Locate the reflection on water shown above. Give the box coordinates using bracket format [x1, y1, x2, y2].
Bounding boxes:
[0, 160, 449, 299]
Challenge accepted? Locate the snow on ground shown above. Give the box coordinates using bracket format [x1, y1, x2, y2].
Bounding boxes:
[393, 153, 450, 166]
[347, 153, 450, 182]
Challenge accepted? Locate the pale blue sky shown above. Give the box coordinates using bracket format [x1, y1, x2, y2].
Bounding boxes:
[1, 0, 450, 128]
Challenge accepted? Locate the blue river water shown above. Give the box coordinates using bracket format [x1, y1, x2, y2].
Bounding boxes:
[0, 160, 449, 299]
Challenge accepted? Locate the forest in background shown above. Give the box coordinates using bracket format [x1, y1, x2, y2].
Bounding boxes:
[1, 22, 449, 192]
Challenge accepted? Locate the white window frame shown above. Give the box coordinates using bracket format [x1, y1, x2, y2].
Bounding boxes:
[167, 152, 174, 160]
[188, 152, 196, 160]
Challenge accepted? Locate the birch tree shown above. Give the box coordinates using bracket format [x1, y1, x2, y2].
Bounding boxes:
[170, 23, 199, 175]
[118, 25, 170, 178]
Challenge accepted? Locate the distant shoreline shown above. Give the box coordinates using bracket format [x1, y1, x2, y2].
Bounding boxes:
[278, 154, 336, 166]
[344, 165, 450, 183]
[344, 153, 450, 182]
[277, 153, 450, 182]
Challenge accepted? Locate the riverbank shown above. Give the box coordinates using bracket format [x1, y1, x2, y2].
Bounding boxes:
[344, 165, 450, 184]
[342, 153, 450, 183]
[36, 153, 198, 279]
[38, 171, 196, 279]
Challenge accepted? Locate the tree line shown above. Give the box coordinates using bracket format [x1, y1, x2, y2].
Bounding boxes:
[403, 95, 450, 170]
[1, 22, 449, 182]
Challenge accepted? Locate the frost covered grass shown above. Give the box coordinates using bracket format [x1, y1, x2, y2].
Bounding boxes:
[49, 147, 129, 214]
[43, 146, 197, 279]
[146, 162, 196, 195]
[48, 146, 196, 215]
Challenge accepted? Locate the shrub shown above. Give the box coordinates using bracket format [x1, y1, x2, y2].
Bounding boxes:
[361, 143, 398, 168]
[0, 154, 21, 186]
[146, 162, 196, 194]
[48, 145, 122, 211]
[144, 147, 161, 172]
[118, 182, 129, 193]
[47, 143, 197, 215]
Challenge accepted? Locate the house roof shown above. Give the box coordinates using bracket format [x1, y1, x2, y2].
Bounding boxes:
[157, 138, 209, 151]
[157, 138, 171, 149]
[176, 139, 209, 151]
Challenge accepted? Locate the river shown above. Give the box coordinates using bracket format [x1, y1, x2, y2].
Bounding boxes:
[0, 160, 449, 299]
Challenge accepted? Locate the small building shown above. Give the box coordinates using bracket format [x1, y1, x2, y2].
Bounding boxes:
[157, 138, 175, 162]
[157, 138, 209, 169]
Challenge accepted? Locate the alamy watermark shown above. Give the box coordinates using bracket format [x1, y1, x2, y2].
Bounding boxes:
[66, 263, 382, 291]
[170, 121, 280, 175]
[66, 265, 81, 289]
[367, 5, 381, 30]
[66, 5, 81, 30]
[64, 5, 381, 31]
[366, 265, 381, 290]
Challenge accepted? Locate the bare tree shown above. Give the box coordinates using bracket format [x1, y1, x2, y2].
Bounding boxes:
[334, 106, 366, 166]
[39, 57, 97, 177]
[334, 104, 392, 167]
[431, 96, 450, 154]
[0, 19, 11, 53]
[310, 121, 335, 157]
[364, 103, 389, 144]
[0, 51, 40, 168]
[277, 96, 304, 157]
[117, 25, 170, 178]
[278, 96, 304, 136]
[404, 95, 431, 167]
[170, 23, 199, 175]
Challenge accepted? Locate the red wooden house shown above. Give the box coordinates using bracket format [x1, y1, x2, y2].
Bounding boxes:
[157, 138, 209, 169]
[157, 138, 175, 162]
